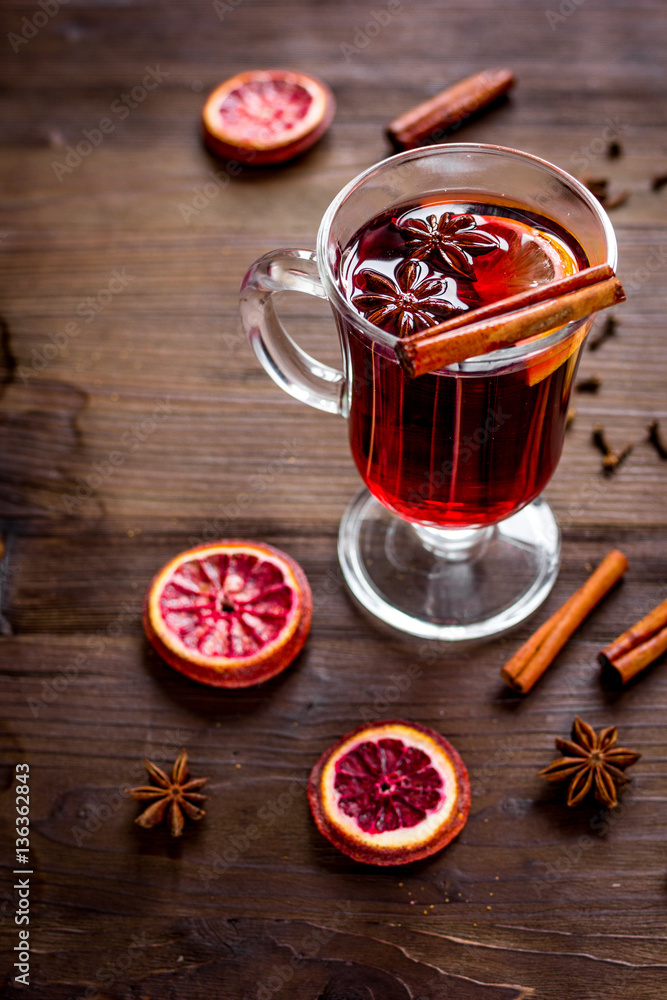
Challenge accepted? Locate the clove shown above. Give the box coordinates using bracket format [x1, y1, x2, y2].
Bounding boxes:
[583, 175, 629, 210]
[592, 425, 633, 475]
[575, 375, 602, 393]
[647, 420, 667, 459]
[604, 190, 629, 209]
[584, 176, 609, 200]
[588, 314, 618, 352]
[651, 173, 667, 192]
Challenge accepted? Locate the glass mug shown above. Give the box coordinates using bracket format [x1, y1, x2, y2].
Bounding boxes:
[240, 144, 617, 640]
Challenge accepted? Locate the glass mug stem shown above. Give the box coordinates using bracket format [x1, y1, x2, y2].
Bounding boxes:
[412, 523, 495, 562]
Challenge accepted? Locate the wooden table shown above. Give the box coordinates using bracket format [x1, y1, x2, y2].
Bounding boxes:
[2, 2, 666, 997]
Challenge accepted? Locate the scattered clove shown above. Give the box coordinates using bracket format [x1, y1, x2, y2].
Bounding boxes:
[584, 176, 608, 200]
[588, 314, 618, 351]
[583, 175, 629, 210]
[606, 141, 623, 159]
[604, 190, 630, 209]
[651, 173, 667, 192]
[647, 420, 667, 459]
[575, 375, 601, 393]
[592, 425, 633, 475]
[592, 425, 609, 457]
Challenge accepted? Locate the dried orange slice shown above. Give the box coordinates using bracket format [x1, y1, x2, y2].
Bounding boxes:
[202, 68, 335, 165]
[308, 720, 470, 866]
[144, 541, 311, 688]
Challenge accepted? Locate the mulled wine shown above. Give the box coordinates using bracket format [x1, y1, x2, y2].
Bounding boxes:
[338, 198, 589, 528]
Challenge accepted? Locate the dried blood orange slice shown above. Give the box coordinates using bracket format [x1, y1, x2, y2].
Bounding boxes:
[308, 720, 470, 866]
[144, 541, 311, 688]
[202, 68, 335, 165]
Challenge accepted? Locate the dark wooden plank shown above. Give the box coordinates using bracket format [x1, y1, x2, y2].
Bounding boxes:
[1, 0, 666, 996]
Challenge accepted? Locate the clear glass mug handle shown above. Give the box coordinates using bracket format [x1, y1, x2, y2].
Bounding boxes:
[240, 248, 346, 415]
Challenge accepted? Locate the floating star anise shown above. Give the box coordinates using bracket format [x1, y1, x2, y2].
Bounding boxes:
[538, 717, 640, 809]
[352, 258, 465, 338]
[396, 212, 499, 280]
[126, 749, 209, 836]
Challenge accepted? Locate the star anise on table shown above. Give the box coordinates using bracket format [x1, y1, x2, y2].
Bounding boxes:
[351, 258, 465, 338]
[538, 716, 641, 809]
[126, 749, 209, 836]
[396, 212, 499, 280]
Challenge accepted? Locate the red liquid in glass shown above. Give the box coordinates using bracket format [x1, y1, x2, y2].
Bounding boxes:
[338, 199, 589, 528]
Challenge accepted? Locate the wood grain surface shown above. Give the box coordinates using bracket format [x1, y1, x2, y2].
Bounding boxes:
[1, 1, 666, 997]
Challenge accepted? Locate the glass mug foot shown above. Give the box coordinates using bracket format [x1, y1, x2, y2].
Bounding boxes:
[338, 489, 560, 641]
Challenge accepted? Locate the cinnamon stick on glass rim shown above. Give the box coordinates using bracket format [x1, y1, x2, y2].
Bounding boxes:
[396, 265, 625, 378]
[501, 549, 629, 695]
[599, 597, 667, 684]
[387, 68, 515, 150]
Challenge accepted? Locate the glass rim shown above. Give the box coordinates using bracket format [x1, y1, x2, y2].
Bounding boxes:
[316, 142, 618, 370]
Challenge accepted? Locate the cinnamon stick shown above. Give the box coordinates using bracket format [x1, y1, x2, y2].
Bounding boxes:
[407, 264, 612, 340]
[396, 267, 625, 378]
[603, 628, 667, 685]
[501, 550, 629, 694]
[499, 589, 580, 684]
[598, 597, 667, 683]
[387, 68, 515, 150]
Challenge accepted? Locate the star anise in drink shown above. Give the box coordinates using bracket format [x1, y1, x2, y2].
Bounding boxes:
[396, 212, 499, 280]
[351, 258, 466, 338]
[126, 749, 209, 836]
[538, 716, 640, 809]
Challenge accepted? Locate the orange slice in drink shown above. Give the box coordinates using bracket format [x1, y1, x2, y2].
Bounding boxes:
[524, 322, 589, 387]
[144, 540, 312, 687]
[471, 216, 579, 300]
[308, 720, 470, 865]
[202, 68, 335, 165]
[470, 216, 588, 384]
